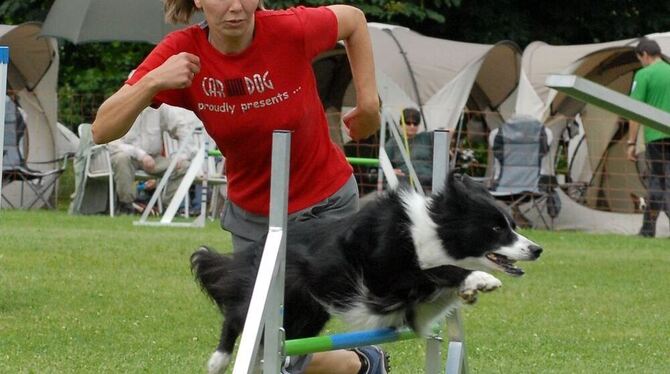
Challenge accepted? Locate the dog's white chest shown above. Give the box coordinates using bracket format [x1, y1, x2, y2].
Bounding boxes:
[332, 303, 406, 330]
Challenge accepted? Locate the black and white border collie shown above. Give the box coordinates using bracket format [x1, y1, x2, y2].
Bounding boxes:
[191, 172, 543, 373]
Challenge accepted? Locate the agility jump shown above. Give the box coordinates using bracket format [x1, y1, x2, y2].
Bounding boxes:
[228, 130, 467, 374]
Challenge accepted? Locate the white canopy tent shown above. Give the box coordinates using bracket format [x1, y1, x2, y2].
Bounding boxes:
[1, 22, 62, 209]
[516, 35, 670, 236]
[313, 23, 521, 136]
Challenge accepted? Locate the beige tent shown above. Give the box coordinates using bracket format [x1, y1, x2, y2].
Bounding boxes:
[314, 23, 521, 135]
[1, 22, 61, 209]
[516, 36, 670, 236]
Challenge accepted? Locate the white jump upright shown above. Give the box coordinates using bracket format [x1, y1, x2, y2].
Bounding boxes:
[432, 129, 468, 374]
[0, 46, 9, 208]
[232, 130, 290, 374]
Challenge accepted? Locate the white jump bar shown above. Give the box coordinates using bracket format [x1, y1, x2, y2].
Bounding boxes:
[545, 74, 670, 135]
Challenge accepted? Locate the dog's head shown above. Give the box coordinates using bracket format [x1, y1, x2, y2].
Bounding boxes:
[426, 172, 543, 276]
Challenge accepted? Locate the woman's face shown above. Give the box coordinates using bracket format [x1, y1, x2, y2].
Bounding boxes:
[195, 0, 259, 40]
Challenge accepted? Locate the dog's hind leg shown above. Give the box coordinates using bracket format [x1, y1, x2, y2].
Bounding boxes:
[207, 318, 241, 374]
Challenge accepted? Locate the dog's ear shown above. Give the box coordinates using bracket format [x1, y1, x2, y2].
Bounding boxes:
[445, 170, 468, 200]
[444, 170, 459, 193]
[443, 171, 491, 206]
[460, 174, 491, 196]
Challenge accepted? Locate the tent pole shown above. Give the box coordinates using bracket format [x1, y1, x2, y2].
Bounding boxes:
[382, 29, 428, 131]
[452, 110, 466, 169]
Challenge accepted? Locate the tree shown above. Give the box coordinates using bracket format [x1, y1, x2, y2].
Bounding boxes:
[269, 0, 459, 23]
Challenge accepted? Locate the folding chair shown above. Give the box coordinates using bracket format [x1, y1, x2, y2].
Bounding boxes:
[2, 97, 67, 209]
[76, 123, 115, 216]
[489, 116, 556, 229]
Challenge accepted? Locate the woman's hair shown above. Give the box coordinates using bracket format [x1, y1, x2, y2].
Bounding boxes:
[163, 0, 265, 24]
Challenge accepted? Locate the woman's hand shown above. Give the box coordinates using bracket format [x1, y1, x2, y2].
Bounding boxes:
[92, 52, 201, 145]
[343, 105, 380, 141]
[141, 154, 157, 173]
[144, 52, 201, 90]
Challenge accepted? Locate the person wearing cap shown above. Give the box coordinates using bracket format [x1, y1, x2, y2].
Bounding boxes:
[384, 107, 434, 187]
[627, 37, 670, 237]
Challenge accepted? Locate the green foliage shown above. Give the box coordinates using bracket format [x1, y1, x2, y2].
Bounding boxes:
[267, 0, 457, 22]
[57, 41, 153, 126]
[0, 0, 51, 25]
[1, 211, 670, 372]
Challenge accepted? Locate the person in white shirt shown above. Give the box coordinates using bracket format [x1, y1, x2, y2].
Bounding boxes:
[108, 103, 201, 214]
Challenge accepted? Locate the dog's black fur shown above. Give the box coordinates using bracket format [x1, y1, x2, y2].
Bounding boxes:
[191, 172, 542, 372]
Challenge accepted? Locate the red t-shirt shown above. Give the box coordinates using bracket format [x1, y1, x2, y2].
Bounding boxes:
[127, 7, 352, 215]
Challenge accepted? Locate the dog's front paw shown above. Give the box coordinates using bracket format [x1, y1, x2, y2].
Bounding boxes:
[458, 271, 502, 304]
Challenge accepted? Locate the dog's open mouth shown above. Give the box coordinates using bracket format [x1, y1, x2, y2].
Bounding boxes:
[486, 253, 524, 276]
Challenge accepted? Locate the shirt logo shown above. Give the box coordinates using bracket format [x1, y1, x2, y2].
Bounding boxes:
[201, 71, 274, 98]
[197, 70, 293, 115]
[201, 77, 225, 98]
[245, 71, 274, 94]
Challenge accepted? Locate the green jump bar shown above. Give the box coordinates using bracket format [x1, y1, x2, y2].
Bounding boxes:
[284, 327, 417, 356]
[206, 150, 378, 167]
[346, 157, 379, 166]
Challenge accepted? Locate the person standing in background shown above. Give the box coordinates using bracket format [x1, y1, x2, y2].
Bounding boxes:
[627, 37, 670, 237]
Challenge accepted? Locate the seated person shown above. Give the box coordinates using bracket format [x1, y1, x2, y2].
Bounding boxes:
[108, 104, 201, 214]
[384, 107, 433, 187]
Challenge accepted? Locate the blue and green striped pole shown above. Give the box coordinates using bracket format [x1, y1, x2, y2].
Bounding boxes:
[284, 327, 417, 356]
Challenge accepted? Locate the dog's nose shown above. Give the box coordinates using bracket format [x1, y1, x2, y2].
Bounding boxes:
[529, 245, 543, 258]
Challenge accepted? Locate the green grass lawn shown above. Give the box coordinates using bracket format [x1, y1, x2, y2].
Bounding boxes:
[1, 209, 669, 373]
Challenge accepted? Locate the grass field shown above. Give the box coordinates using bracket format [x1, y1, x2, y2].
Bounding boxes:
[1, 209, 669, 373]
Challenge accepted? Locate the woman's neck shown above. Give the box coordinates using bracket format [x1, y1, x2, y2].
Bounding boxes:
[208, 22, 255, 54]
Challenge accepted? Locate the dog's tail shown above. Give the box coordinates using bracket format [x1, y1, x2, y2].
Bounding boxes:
[190, 246, 234, 310]
[192, 246, 247, 374]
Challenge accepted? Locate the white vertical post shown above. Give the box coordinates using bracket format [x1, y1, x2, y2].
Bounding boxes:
[376, 110, 388, 193]
[425, 129, 450, 374]
[431, 130, 450, 193]
[0, 46, 9, 208]
[232, 131, 290, 374]
[263, 130, 290, 372]
[432, 129, 468, 374]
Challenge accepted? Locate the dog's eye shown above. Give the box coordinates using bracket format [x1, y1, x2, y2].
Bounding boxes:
[492, 226, 503, 232]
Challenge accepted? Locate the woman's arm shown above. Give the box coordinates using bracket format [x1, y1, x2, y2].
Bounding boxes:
[328, 5, 380, 141]
[91, 52, 200, 144]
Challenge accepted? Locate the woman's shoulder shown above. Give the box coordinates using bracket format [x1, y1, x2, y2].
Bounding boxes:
[256, 6, 317, 18]
[256, 6, 332, 26]
[161, 23, 205, 48]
